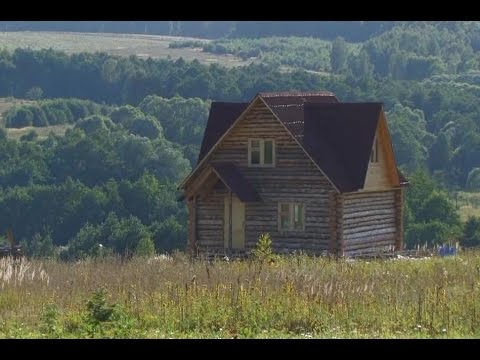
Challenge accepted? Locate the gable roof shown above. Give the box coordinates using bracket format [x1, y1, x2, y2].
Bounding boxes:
[211, 162, 261, 202]
[184, 91, 404, 194]
[198, 102, 249, 163]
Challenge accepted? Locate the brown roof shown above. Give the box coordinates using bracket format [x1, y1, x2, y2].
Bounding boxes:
[197, 102, 249, 163]
[211, 162, 261, 202]
[303, 103, 383, 192]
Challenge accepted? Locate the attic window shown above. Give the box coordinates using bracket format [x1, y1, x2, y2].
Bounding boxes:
[248, 139, 275, 167]
[370, 136, 379, 163]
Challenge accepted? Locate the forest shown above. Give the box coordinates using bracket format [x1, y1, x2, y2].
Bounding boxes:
[1, 21, 480, 259]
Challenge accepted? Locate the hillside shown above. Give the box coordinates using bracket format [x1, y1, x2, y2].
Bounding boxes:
[0, 21, 479, 259]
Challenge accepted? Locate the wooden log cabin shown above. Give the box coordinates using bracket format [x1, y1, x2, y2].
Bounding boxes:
[179, 91, 408, 257]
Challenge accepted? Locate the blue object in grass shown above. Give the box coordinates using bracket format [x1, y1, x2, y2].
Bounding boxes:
[439, 245, 456, 257]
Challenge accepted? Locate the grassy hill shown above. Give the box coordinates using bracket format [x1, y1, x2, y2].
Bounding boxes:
[0, 31, 255, 68]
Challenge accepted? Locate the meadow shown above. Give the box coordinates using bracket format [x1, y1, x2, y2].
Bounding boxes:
[1, 252, 479, 338]
[0, 31, 253, 68]
[456, 192, 480, 222]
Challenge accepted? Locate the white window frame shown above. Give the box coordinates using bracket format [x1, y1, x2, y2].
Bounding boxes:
[278, 203, 305, 232]
[248, 139, 275, 167]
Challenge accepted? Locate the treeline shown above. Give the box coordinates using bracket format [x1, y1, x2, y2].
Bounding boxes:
[171, 22, 480, 79]
[4, 98, 108, 128]
[0, 21, 394, 41]
[0, 48, 327, 104]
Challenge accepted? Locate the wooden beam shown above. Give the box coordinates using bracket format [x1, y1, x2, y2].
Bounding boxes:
[395, 188, 404, 251]
[184, 167, 215, 200]
[329, 192, 343, 255]
[188, 197, 197, 256]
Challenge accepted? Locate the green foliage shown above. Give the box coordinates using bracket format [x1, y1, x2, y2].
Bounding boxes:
[252, 233, 273, 262]
[20, 130, 38, 142]
[404, 171, 462, 248]
[25, 86, 43, 100]
[40, 304, 60, 337]
[330, 37, 348, 73]
[151, 216, 187, 253]
[461, 216, 480, 248]
[135, 237, 156, 257]
[405, 220, 461, 248]
[417, 191, 461, 227]
[84, 288, 117, 336]
[75, 115, 112, 135]
[466, 168, 480, 191]
[127, 115, 163, 139]
[428, 132, 451, 172]
[5, 98, 105, 128]
[387, 104, 428, 171]
[22, 232, 55, 259]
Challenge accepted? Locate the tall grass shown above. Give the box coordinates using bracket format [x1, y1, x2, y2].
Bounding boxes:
[0, 253, 479, 338]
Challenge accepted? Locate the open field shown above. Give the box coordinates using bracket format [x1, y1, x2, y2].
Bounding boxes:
[455, 192, 480, 222]
[5, 124, 72, 140]
[1, 252, 480, 338]
[0, 31, 254, 68]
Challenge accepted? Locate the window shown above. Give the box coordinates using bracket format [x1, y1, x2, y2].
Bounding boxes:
[278, 203, 305, 231]
[248, 139, 275, 166]
[370, 136, 379, 163]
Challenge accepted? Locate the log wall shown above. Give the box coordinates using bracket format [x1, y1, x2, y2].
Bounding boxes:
[339, 189, 401, 256]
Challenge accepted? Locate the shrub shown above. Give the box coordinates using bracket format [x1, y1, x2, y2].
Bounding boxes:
[25, 86, 44, 100]
[461, 216, 480, 248]
[20, 130, 38, 142]
[252, 233, 273, 262]
[135, 237, 156, 257]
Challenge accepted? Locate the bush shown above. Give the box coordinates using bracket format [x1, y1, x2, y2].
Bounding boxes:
[20, 130, 38, 142]
[75, 115, 111, 135]
[466, 168, 480, 191]
[128, 115, 163, 139]
[252, 233, 273, 262]
[461, 216, 480, 248]
[151, 217, 187, 253]
[405, 220, 461, 248]
[21, 232, 55, 259]
[135, 237, 156, 257]
[25, 86, 44, 100]
[6, 107, 34, 128]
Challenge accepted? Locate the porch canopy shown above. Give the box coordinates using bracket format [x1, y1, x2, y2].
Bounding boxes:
[183, 162, 261, 202]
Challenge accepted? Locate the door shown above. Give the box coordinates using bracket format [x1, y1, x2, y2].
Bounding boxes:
[224, 194, 245, 250]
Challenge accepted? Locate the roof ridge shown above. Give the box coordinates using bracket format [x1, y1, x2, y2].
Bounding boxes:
[259, 91, 336, 98]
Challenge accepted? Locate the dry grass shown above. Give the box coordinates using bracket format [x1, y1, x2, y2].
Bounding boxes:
[456, 192, 480, 222]
[0, 31, 254, 68]
[5, 125, 72, 141]
[1, 252, 480, 338]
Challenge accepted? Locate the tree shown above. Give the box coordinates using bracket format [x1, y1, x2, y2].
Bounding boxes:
[461, 216, 480, 248]
[135, 237, 156, 257]
[128, 115, 163, 139]
[416, 190, 461, 227]
[25, 86, 44, 100]
[466, 168, 480, 191]
[330, 37, 347, 73]
[428, 132, 451, 172]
